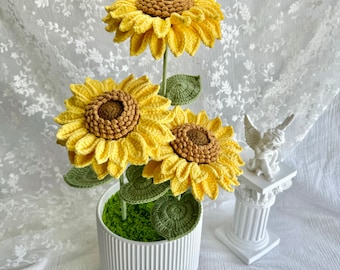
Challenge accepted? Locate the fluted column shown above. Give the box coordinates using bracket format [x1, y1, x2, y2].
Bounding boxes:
[215, 159, 296, 265]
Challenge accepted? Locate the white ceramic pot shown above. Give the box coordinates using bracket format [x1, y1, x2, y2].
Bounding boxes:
[96, 183, 203, 270]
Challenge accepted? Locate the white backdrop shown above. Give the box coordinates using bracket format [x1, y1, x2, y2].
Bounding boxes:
[0, 0, 339, 269]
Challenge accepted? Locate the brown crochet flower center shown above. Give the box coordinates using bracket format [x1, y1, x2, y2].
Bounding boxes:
[171, 123, 220, 164]
[98, 101, 123, 120]
[84, 90, 140, 140]
[136, 0, 194, 18]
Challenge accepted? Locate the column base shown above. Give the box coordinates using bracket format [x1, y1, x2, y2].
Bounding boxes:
[215, 224, 280, 265]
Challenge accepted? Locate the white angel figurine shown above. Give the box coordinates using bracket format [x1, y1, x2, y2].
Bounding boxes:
[244, 114, 295, 181]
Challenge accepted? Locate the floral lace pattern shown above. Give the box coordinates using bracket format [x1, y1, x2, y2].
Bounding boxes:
[0, 0, 339, 268]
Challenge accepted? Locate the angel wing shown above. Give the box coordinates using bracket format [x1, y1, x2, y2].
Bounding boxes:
[244, 114, 261, 150]
[276, 113, 295, 131]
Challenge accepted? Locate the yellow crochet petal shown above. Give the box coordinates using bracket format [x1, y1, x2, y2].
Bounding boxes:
[130, 30, 153, 56]
[156, 145, 175, 160]
[170, 13, 191, 26]
[126, 82, 158, 101]
[95, 139, 112, 164]
[191, 181, 205, 201]
[110, 5, 138, 20]
[182, 26, 201, 56]
[195, 110, 209, 126]
[220, 139, 243, 153]
[65, 128, 88, 151]
[175, 160, 193, 182]
[126, 132, 148, 164]
[218, 153, 243, 176]
[184, 108, 196, 124]
[107, 160, 126, 179]
[152, 17, 171, 38]
[75, 133, 99, 156]
[134, 86, 163, 106]
[183, 7, 205, 22]
[139, 95, 171, 110]
[114, 29, 134, 43]
[208, 163, 225, 179]
[141, 109, 174, 123]
[64, 96, 86, 112]
[156, 172, 174, 184]
[189, 162, 201, 180]
[92, 160, 109, 180]
[149, 34, 166, 60]
[119, 11, 140, 32]
[190, 21, 215, 48]
[73, 152, 95, 168]
[143, 160, 162, 178]
[56, 119, 84, 141]
[102, 77, 118, 92]
[103, 16, 120, 32]
[206, 116, 222, 134]
[171, 106, 187, 128]
[171, 177, 191, 196]
[200, 164, 220, 199]
[200, 1, 224, 20]
[70, 84, 92, 104]
[218, 175, 237, 192]
[202, 174, 219, 200]
[117, 74, 134, 90]
[192, 165, 208, 183]
[215, 126, 234, 140]
[160, 154, 181, 175]
[54, 111, 83, 124]
[109, 139, 125, 164]
[124, 75, 150, 95]
[151, 162, 174, 184]
[208, 19, 222, 39]
[200, 164, 220, 179]
[84, 78, 104, 98]
[134, 14, 154, 33]
[167, 26, 186, 57]
[213, 160, 233, 179]
[137, 118, 175, 143]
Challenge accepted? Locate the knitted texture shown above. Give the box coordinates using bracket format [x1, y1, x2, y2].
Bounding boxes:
[120, 165, 170, 204]
[103, 0, 224, 59]
[151, 192, 201, 240]
[63, 165, 112, 188]
[84, 90, 139, 140]
[171, 123, 220, 163]
[143, 106, 244, 201]
[160, 74, 201, 105]
[136, 0, 194, 18]
[54, 75, 175, 180]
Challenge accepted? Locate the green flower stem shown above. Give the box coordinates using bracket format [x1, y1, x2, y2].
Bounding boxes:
[119, 174, 127, 221]
[160, 45, 168, 97]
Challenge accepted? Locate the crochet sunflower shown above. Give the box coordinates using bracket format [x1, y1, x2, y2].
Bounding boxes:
[103, 0, 224, 59]
[54, 75, 175, 180]
[143, 106, 244, 201]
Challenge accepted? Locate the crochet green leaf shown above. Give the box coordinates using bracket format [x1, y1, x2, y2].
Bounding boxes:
[64, 166, 112, 188]
[160, 74, 201, 105]
[120, 165, 170, 204]
[151, 193, 202, 240]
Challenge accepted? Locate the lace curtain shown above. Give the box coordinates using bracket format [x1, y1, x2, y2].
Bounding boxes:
[0, 0, 339, 269]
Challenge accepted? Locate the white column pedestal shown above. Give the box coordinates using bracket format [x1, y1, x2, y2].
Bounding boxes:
[215, 151, 297, 264]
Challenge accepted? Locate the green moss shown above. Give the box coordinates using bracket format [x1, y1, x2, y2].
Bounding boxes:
[102, 192, 165, 242]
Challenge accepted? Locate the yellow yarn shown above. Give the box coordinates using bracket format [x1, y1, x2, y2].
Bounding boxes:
[103, 0, 224, 59]
[54, 75, 175, 180]
[143, 106, 244, 201]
